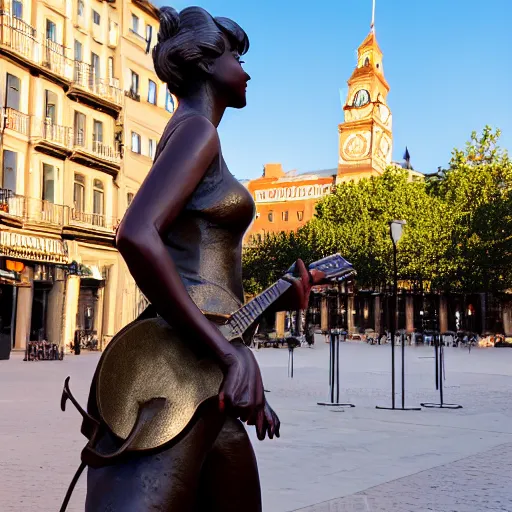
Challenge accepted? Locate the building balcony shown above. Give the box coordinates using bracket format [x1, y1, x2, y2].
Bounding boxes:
[70, 135, 121, 175]
[30, 118, 73, 159]
[0, 191, 67, 229]
[41, 39, 72, 78]
[63, 208, 117, 244]
[0, 13, 38, 63]
[68, 61, 123, 116]
[2, 107, 30, 136]
[69, 209, 117, 232]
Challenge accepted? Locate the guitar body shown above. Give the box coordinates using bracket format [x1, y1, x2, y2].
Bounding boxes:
[95, 317, 224, 451]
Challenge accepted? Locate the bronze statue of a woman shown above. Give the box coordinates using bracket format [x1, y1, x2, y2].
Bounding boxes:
[60, 6, 327, 511]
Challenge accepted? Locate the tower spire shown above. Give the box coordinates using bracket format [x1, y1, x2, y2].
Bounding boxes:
[371, 0, 376, 32]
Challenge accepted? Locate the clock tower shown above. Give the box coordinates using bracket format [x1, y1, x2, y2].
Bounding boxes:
[338, 20, 392, 182]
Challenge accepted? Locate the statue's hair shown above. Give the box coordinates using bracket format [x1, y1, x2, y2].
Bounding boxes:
[152, 6, 249, 97]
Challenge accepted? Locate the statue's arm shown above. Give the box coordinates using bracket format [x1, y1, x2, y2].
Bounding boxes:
[115, 116, 237, 369]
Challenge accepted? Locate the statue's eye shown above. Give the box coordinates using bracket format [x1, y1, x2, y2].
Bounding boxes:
[233, 52, 245, 64]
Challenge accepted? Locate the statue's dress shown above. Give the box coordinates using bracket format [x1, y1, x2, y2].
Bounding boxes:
[84, 114, 262, 512]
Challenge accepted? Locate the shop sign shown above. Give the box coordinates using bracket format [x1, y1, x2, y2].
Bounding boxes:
[254, 183, 332, 203]
[0, 268, 18, 280]
[0, 231, 69, 264]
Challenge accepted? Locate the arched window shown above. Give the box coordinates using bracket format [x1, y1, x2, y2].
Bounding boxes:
[127, 192, 134, 207]
[74, 173, 85, 212]
[364, 57, 370, 67]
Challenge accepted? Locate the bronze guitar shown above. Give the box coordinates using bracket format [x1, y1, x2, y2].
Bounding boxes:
[61, 254, 355, 466]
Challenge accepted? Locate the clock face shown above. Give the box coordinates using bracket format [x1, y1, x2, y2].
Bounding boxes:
[353, 89, 370, 108]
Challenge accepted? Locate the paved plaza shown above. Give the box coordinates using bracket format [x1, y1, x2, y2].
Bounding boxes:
[1, 339, 512, 511]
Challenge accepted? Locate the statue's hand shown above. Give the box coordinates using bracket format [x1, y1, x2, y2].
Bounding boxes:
[218, 340, 264, 423]
[253, 399, 280, 441]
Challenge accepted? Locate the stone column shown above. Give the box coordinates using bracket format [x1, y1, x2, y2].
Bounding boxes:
[373, 295, 381, 334]
[320, 296, 328, 332]
[347, 295, 355, 334]
[46, 267, 65, 344]
[14, 266, 34, 350]
[439, 295, 448, 333]
[62, 275, 80, 352]
[502, 301, 512, 336]
[94, 286, 105, 349]
[275, 311, 285, 338]
[405, 295, 414, 334]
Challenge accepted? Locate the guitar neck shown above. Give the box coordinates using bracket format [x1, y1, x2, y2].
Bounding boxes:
[226, 279, 292, 338]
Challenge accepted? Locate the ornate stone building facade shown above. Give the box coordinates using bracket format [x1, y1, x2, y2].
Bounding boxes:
[0, 0, 173, 354]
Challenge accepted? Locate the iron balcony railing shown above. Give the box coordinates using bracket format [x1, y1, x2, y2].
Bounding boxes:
[30, 117, 74, 148]
[72, 61, 123, 106]
[0, 12, 38, 62]
[2, 107, 30, 135]
[70, 209, 117, 231]
[0, 191, 67, 225]
[0, 189, 118, 232]
[73, 133, 121, 164]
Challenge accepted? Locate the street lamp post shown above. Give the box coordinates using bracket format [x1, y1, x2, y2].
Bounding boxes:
[377, 220, 420, 411]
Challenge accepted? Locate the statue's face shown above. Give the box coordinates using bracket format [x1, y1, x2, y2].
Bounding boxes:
[210, 36, 251, 109]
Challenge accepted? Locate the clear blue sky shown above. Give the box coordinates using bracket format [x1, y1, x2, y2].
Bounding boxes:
[154, 0, 512, 180]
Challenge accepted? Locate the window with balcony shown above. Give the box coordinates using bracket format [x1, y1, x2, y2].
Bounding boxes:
[77, 0, 84, 17]
[165, 89, 175, 113]
[42, 163, 55, 203]
[127, 192, 134, 207]
[108, 20, 119, 47]
[44, 90, 57, 123]
[130, 71, 139, 95]
[131, 14, 139, 34]
[93, 179, 104, 216]
[46, 19, 57, 42]
[74, 111, 86, 146]
[92, 10, 101, 26]
[2, 150, 17, 193]
[93, 120, 103, 144]
[148, 139, 156, 160]
[91, 52, 100, 78]
[108, 57, 114, 81]
[148, 80, 156, 104]
[74, 40, 82, 61]
[6, 73, 20, 111]
[282, 211, 288, 221]
[12, 0, 23, 19]
[74, 173, 85, 212]
[131, 132, 141, 154]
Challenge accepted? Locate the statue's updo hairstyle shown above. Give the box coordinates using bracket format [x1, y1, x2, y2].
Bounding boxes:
[152, 6, 249, 97]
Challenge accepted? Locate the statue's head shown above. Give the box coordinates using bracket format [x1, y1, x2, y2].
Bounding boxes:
[153, 6, 250, 109]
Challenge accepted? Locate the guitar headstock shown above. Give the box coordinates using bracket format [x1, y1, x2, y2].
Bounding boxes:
[286, 254, 356, 282]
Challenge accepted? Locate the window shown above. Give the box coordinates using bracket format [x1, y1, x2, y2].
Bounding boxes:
[93, 179, 104, 215]
[148, 139, 156, 159]
[297, 211, 304, 221]
[131, 132, 141, 153]
[145, 24, 153, 52]
[73, 111, 86, 146]
[44, 90, 57, 123]
[165, 89, 175, 113]
[93, 120, 103, 143]
[282, 211, 288, 221]
[74, 39, 82, 61]
[130, 71, 139, 95]
[108, 20, 119, 46]
[131, 14, 139, 33]
[107, 57, 114, 80]
[92, 10, 100, 25]
[268, 211, 274, 222]
[2, 150, 17, 193]
[6, 73, 20, 110]
[42, 163, 55, 203]
[91, 52, 100, 78]
[73, 174, 85, 212]
[127, 192, 134, 207]
[77, 0, 84, 17]
[12, 0, 23, 19]
[148, 80, 156, 104]
[46, 20, 56, 42]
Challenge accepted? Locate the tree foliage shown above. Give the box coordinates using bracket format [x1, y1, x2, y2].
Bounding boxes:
[243, 127, 511, 295]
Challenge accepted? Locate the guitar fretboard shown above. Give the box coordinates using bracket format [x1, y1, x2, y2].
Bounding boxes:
[227, 279, 292, 337]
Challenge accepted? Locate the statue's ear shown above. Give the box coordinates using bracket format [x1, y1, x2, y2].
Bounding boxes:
[196, 58, 215, 76]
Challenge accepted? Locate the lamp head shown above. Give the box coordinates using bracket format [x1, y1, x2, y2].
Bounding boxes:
[389, 220, 406, 244]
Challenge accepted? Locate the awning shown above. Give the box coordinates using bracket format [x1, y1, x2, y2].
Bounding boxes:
[79, 265, 103, 280]
[0, 230, 70, 264]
